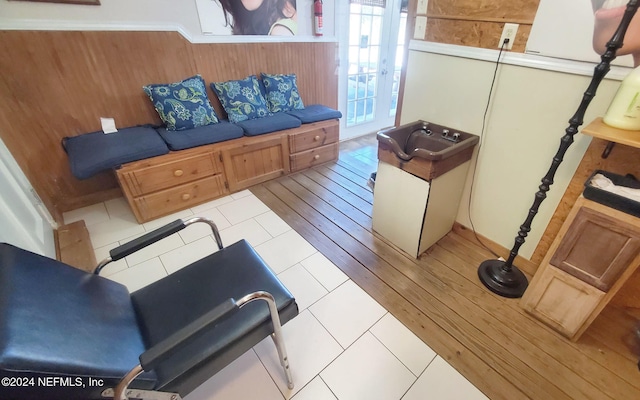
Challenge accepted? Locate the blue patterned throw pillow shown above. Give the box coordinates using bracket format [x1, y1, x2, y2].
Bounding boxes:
[210, 76, 270, 123]
[261, 73, 305, 113]
[143, 75, 219, 131]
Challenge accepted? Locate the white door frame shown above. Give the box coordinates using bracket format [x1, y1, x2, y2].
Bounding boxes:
[0, 136, 56, 257]
[336, 0, 404, 141]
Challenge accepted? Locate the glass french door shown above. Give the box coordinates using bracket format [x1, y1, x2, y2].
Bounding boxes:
[339, 0, 408, 139]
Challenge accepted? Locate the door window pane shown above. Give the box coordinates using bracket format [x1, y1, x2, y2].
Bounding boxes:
[389, 10, 407, 117]
[346, 1, 403, 127]
[347, 3, 384, 127]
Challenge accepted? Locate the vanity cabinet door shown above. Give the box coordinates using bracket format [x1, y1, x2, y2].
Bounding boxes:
[521, 264, 604, 339]
[550, 205, 640, 291]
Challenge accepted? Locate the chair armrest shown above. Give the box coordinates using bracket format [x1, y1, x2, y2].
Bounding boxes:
[111, 219, 185, 261]
[139, 298, 239, 372]
[94, 217, 223, 275]
[114, 291, 288, 398]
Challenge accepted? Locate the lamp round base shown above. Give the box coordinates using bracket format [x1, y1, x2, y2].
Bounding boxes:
[478, 259, 529, 298]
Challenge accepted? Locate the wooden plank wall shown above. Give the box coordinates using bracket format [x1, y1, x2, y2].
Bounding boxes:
[410, 0, 639, 277]
[0, 31, 338, 222]
[416, 0, 541, 52]
[396, 0, 540, 125]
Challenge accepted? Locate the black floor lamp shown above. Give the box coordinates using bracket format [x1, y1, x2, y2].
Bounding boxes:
[478, 0, 640, 298]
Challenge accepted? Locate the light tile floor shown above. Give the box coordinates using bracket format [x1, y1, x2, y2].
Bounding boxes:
[64, 191, 488, 400]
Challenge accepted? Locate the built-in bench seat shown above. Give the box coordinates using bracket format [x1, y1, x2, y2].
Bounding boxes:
[157, 121, 245, 151]
[62, 125, 170, 180]
[64, 105, 341, 223]
[286, 104, 343, 124]
[236, 112, 302, 136]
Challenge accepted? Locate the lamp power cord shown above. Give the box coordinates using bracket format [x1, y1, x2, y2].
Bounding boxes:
[466, 38, 510, 258]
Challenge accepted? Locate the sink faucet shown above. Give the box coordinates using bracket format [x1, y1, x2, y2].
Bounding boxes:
[441, 130, 461, 143]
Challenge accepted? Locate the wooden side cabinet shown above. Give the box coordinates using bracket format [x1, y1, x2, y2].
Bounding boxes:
[521, 197, 640, 341]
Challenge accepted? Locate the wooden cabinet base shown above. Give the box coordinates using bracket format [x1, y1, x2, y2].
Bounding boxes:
[521, 197, 640, 341]
[116, 119, 340, 223]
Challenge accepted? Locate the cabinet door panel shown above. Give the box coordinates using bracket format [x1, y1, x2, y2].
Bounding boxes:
[222, 134, 289, 192]
[551, 206, 640, 291]
[521, 265, 604, 339]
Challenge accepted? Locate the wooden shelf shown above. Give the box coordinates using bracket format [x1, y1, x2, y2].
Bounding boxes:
[582, 117, 640, 149]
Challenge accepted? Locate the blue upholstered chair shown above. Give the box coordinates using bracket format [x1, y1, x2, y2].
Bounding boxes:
[0, 218, 298, 400]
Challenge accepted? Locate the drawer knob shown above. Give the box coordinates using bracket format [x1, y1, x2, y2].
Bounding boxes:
[174, 169, 184, 177]
[313, 154, 320, 160]
[314, 135, 321, 141]
[181, 193, 191, 201]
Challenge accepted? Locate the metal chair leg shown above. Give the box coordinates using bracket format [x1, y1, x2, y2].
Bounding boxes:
[237, 291, 294, 389]
[271, 332, 294, 389]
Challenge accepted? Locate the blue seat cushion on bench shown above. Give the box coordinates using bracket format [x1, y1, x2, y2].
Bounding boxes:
[285, 104, 342, 124]
[157, 120, 244, 151]
[63, 125, 169, 180]
[236, 112, 301, 136]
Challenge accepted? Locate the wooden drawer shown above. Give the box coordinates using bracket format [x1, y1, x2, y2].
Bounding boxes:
[120, 153, 222, 196]
[132, 174, 228, 222]
[289, 142, 338, 172]
[288, 122, 339, 153]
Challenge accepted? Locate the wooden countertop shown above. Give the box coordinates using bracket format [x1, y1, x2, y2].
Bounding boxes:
[582, 117, 640, 148]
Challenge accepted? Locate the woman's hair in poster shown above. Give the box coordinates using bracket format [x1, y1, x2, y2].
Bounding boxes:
[218, 0, 297, 35]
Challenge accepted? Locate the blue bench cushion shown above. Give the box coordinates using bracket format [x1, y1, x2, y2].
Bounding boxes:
[63, 125, 169, 180]
[286, 104, 342, 124]
[158, 120, 244, 151]
[236, 113, 301, 136]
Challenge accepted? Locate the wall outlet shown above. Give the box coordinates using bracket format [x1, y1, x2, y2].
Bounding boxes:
[414, 16, 427, 40]
[416, 0, 427, 14]
[498, 23, 519, 50]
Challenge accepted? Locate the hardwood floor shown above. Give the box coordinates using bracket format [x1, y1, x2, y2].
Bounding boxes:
[251, 134, 640, 400]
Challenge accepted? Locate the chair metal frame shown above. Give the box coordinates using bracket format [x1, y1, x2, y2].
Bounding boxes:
[90, 217, 294, 400]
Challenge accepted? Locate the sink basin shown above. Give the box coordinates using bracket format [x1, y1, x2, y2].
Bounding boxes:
[376, 120, 480, 180]
[377, 120, 479, 161]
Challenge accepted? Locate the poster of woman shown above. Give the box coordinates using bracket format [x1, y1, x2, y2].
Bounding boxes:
[217, 0, 298, 35]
